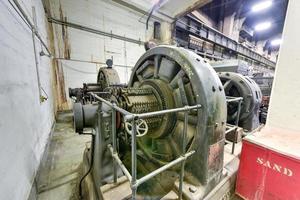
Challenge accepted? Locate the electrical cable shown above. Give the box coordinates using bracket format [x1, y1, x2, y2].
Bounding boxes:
[146, 0, 164, 30]
[78, 133, 95, 199]
[61, 63, 98, 75]
[146, 4, 157, 30]
[55, 57, 134, 69]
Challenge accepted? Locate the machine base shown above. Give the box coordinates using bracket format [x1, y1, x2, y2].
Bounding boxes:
[81, 142, 241, 200]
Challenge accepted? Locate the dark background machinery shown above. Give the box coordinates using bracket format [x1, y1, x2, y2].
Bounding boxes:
[211, 60, 263, 131]
[218, 72, 262, 131]
[72, 46, 227, 199]
[250, 75, 273, 124]
[211, 59, 250, 76]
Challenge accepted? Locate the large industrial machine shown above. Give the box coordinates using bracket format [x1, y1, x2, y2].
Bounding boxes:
[72, 46, 228, 199]
[210, 60, 263, 131]
[217, 72, 262, 131]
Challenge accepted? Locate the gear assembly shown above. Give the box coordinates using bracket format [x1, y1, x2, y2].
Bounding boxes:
[69, 46, 262, 199]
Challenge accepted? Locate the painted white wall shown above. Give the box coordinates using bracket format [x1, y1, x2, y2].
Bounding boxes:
[266, 0, 300, 132]
[0, 1, 54, 199]
[48, 0, 158, 108]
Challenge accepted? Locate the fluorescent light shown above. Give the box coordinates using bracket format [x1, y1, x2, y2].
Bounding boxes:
[254, 22, 271, 31]
[252, 1, 273, 12]
[271, 39, 282, 46]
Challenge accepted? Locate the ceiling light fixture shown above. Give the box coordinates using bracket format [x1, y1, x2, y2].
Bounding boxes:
[252, 0, 273, 12]
[254, 22, 272, 31]
[271, 39, 282, 46]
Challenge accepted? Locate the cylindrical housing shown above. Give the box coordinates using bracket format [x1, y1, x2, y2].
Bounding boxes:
[73, 103, 98, 133]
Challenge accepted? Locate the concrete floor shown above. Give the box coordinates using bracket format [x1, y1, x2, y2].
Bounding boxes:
[35, 112, 243, 200]
[36, 112, 90, 200]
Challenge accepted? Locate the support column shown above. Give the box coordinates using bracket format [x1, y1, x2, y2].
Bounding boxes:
[160, 22, 172, 44]
[266, 0, 300, 132]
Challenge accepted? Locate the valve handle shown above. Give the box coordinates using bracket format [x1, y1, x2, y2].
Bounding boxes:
[125, 119, 148, 137]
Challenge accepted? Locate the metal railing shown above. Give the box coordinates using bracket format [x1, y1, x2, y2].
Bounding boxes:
[225, 96, 243, 154]
[90, 92, 201, 200]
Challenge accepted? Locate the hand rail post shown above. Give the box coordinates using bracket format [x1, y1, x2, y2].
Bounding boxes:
[112, 103, 117, 183]
[179, 109, 189, 200]
[131, 119, 137, 200]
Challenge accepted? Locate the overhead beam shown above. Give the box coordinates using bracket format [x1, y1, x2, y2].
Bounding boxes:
[159, 0, 212, 19]
[110, 0, 212, 22]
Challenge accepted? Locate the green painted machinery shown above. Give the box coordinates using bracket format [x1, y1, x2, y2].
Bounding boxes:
[73, 46, 227, 199]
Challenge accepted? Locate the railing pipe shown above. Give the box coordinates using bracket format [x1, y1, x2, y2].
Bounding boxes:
[112, 104, 117, 183]
[226, 97, 243, 103]
[108, 145, 132, 182]
[90, 93, 131, 115]
[133, 150, 195, 188]
[124, 105, 201, 121]
[131, 120, 137, 199]
[90, 92, 201, 199]
[179, 110, 189, 200]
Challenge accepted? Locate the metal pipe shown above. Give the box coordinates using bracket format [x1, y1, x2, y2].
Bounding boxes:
[11, 0, 51, 56]
[226, 96, 243, 99]
[54, 57, 134, 68]
[48, 17, 144, 45]
[92, 92, 200, 199]
[108, 145, 132, 182]
[92, 93, 200, 198]
[146, 3, 157, 30]
[226, 96, 237, 99]
[226, 97, 243, 103]
[225, 126, 237, 134]
[112, 105, 117, 183]
[91, 93, 131, 115]
[131, 120, 137, 199]
[124, 105, 201, 121]
[232, 99, 242, 154]
[179, 111, 189, 200]
[235, 100, 243, 126]
[31, 6, 42, 103]
[133, 150, 195, 188]
[90, 92, 111, 95]
[92, 93, 201, 122]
